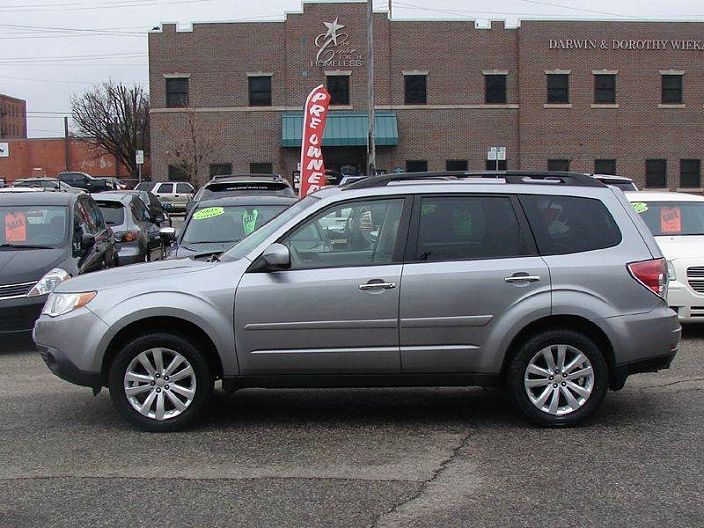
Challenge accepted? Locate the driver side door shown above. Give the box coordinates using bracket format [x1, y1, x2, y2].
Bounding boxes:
[234, 197, 409, 376]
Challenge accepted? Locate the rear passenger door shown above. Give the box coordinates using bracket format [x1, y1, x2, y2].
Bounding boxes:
[399, 194, 550, 373]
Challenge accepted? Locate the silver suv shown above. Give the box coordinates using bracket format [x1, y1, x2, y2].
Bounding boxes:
[33, 172, 680, 431]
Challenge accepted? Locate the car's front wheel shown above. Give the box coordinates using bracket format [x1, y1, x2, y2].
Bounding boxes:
[108, 333, 213, 432]
[507, 329, 608, 427]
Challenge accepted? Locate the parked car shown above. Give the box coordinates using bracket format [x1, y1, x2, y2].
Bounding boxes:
[104, 190, 171, 228]
[94, 193, 166, 265]
[56, 172, 112, 193]
[99, 177, 128, 191]
[12, 177, 85, 194]
[134, 182, 155, 192]
[1, 192, 115, 346]
[33, 171, 679, 432]
[590, 174, 638, 191]
[626, 191, 704, 323]
[186, 175, 295, 214]
[167, 195, 298, 259]
[150, 182, 195, 212]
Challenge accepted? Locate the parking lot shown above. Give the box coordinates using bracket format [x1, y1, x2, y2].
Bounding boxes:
[1, 329, 702, 528]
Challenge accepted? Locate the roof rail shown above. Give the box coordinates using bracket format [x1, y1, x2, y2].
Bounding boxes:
[211, 173, 283, 181]
[343, 171, 605, 190]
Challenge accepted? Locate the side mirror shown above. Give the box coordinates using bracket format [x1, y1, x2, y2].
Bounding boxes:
[81, 233, 96, 249]
[159, 227, 177, 242]
[262, 243, 290, 271]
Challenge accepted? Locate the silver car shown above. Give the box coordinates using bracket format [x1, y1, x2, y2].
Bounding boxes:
[33, 172, 680, 432]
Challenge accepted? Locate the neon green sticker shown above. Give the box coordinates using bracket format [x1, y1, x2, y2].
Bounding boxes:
[632, 202, 648, 214]
[242, 209, 259, 236]
[193, 207, 224, 220]
[421, 203, 437, 216]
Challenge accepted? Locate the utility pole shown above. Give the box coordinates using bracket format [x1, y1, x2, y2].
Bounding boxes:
[366, 0, 376, 176]
[389, 0, 392, 19]
[63, 116, 70, 171]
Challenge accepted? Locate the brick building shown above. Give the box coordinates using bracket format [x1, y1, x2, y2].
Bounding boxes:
[149, 0, 704, 190]
[0, 94, 27, 139]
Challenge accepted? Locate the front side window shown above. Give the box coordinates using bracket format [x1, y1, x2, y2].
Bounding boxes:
[661, 75, 683, 104]
[520, 195, 622, 255]
[414, 196, 527, 262]
[594, 74, 616, 104]
[404, 75, 427, 104]
[547, 74, 569, 104]
[176, 183, 193, 194]
[157, 183, 174, 194]
[485, 74, 507, 104]
[632, 200, 704, 236]
[165, 78, 189, 108]
[248, 76, 272, 106]
[327, 75, 350, 105]
[282, 198, 405, 269]
[646, 159, 667, 188]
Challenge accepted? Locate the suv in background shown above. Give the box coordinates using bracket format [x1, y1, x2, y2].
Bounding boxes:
[150, 182, 194, 212]
[56, 172, 112, 193]
[186, 175, 295, 214]
[33, 171, 679, 432]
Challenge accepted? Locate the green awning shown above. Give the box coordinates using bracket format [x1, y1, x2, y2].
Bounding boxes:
[281, 111, 398, 147]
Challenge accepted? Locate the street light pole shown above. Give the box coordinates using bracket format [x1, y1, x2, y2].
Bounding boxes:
[367, 0, 376, 176]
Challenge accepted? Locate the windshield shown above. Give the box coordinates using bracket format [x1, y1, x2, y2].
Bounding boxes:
[221, 196, 317, 261]
[182, 204, 290, 245]
[632, 200, 704, 236]
[0, 205, 68, 248]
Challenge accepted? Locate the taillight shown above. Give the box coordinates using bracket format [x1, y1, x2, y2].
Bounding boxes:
[628, 258, 667, 298]
[116, 231, 139, 242]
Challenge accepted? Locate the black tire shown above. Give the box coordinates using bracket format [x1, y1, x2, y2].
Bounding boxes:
[108, 333, 214, 432]
[507, 329, 608, 427]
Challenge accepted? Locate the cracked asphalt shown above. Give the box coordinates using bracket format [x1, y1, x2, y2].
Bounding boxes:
[1, 329, 703, 528]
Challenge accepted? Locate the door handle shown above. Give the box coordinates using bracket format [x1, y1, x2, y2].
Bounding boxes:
[358, 282, 396, 290]
[504, 275, 541, 283]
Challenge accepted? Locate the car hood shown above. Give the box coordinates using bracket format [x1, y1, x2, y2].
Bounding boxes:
[54, 258, 217, 293]
[0, 247, 68, 285]
[655, 236, 704, 260]
[175, 242, 237, 259]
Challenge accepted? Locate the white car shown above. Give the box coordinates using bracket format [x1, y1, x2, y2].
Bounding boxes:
[627, 191, 704, 322]
[141, 182, 195, 213]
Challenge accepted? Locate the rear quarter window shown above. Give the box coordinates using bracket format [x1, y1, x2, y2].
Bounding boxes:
[520, 195, 622, 255]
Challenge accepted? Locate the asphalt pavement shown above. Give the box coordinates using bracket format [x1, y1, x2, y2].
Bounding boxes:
[1, 329, 703, 528]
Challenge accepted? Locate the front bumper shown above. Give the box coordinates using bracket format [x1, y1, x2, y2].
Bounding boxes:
[667, 277, 704, 323]
[36, 343, 102, 387]
[0, 294, 47, 341]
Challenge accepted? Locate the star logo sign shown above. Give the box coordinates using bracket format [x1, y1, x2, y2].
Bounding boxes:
[322, 17, 345, 45]
[315, 17, 348, 63]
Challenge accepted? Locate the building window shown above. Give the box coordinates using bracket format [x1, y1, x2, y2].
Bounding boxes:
[485, 160, 507, 171]
[547, 74, 569, 104]
[661, 75, 683, 104]
[327, 75, 350, 105]
[594, 159, 616, 174]
[209, 163, 232, 177]
[168, 165, 190, 181]
[250, 163, 273, 174]
[646, 159, 667, 188]
[446, 160, 468, 171]
[406, 160, 428, 172]
[680, 159, 701, 188]
[404, 75, 427, 104]
[248, 76, 272, 106]
[548, 159, 570, 171]
[165, 78, 189, 108]
[484, 74, 507, 104]
[594, 74, 616, 104]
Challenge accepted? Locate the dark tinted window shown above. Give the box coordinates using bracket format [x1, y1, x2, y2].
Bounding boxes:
[485, 74, 507, 104]
[404, 75, 427, 104]
[135, 182, 155, 192]
[415, 196, 527, 261]
[520, 195, 622, 255]
[661, 75, 683, 104]
[632, 200, 704, 236]
[166, 78, 189, 108]
[406, 160, 427, 172]
[548, 159, 570, 171]
[547, 74, 569, 103]
[327, 75, 350, 105]
[250, 163, 273, 174]
[594, 159, 616, 174]
[248, 76, 272, 106]
[680, 159, 701, 188]
[485, 159, 507, 171]
[594, 74, 616, 104]
[646, 159, 667, 188]
[168, 166, 189, 182]
[176, 183, 193, 194]
[446, 160, 468, 171]
[97, 202, 125, 226]
[210, 164, 232, 177]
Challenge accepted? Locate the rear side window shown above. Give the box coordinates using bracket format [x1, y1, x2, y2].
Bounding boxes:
[520, 195, 621, 255]
[414, 196, 530, 261]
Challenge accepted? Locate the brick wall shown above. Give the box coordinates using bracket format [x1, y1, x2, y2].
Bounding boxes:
[0, 94, 27, 139]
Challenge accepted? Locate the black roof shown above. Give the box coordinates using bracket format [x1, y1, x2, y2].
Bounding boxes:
[195, 195, 298, 208]
[0, 191, 76, 206]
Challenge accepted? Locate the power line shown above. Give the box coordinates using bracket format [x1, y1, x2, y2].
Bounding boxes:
[0, 0, 215, 12]
[0, 23, 144, 36]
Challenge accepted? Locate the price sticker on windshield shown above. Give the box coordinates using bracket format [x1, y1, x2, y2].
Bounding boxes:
[660, 207, 682, 234]
[5, 212, 27, 242]
[192, 207, 224, 221]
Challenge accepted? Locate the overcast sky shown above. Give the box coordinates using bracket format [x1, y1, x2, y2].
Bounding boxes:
[3, 0, 704, 138]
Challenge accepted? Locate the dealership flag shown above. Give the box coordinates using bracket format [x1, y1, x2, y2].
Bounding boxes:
[299, 84, 331, 197]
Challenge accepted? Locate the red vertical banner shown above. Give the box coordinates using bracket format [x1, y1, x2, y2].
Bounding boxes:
[300, 84, 331, 197]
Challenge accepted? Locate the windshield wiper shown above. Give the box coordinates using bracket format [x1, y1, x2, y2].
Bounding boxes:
[0, 243, 54, 249]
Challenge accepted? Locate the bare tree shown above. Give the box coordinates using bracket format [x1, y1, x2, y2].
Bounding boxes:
[162, 108, 222, 185]
[71, 81, 149, 177]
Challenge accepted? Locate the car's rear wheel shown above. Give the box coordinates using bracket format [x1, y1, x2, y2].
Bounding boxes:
[108, 333, 213, 432]
[507, 329, 608, 427]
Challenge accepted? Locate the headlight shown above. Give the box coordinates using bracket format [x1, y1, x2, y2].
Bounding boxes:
[42, 291, 97, 317]
[667, 260, 676, 282]
[27, 268, 71, 297]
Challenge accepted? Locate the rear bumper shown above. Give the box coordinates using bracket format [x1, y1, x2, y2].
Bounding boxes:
[612, 351, 676, 386]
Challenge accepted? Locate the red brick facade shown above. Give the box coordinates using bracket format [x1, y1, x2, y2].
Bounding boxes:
[148, 1, 704, 190]
[0, 94, 27, 140]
